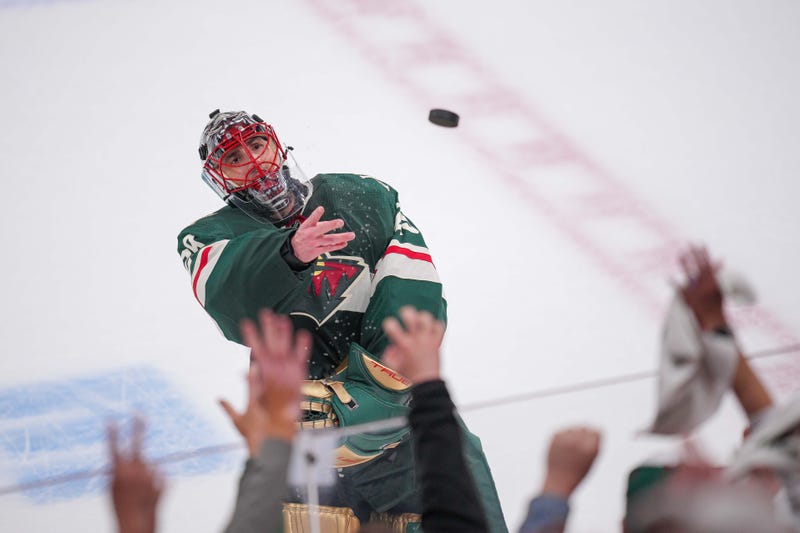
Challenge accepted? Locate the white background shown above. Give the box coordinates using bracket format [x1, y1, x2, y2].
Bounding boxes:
[1, 0, 799, 531]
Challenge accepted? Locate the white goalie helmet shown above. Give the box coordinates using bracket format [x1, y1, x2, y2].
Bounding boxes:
[198, 109, 310, 225]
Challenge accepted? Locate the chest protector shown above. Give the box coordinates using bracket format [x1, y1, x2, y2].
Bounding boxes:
[299, 343, 422, 514]
[300, 342, 413, 467]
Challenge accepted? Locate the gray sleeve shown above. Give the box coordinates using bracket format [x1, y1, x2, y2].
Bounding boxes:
[224, 438, 292, 533]
[518, 494, 569, 533]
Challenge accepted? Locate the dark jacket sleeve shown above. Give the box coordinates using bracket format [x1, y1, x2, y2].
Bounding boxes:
[409, 379, 489, 533]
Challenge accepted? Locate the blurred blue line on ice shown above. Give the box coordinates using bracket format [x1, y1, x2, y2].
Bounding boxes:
[0, 365, 235, 503]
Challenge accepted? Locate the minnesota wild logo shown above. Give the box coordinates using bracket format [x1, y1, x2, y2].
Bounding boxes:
[292, 253, 371, 326]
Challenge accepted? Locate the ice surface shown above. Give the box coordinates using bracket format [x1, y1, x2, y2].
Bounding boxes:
[1, 0, 799, 531]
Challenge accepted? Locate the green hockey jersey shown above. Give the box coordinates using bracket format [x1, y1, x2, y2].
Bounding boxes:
[178, 173, 508, 532]
[177, 173, 447, 377]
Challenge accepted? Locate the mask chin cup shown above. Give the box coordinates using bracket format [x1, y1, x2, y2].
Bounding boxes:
[226, 155, 311, 225]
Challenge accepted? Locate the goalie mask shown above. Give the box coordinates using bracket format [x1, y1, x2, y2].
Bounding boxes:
[199, 109, 310, 225]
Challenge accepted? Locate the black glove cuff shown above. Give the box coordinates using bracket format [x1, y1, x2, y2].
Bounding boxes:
[280, 234, 313, 271]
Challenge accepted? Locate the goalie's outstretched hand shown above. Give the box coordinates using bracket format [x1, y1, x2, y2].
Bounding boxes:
[291, 206, 356, 263]
[382, 306, 444, 384]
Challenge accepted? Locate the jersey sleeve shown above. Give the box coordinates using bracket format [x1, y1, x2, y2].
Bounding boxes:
[360, 182, 447, 357]
[177, 219, 310, 344]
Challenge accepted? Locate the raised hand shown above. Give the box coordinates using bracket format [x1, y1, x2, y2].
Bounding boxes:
[678, 246, 773, 418]
[291, 206, 356, 263]
[220, 310, 311, 454]
[382, 306, 444, 384]
[678, 245, 727, 331]
[219, 366, 275, 456]
[244, 310, 310, 432]
[541, 427, 602, 499]
[109, 418, 163, 533]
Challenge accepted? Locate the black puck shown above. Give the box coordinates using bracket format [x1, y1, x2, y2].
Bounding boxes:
[428, 108, 459, 128]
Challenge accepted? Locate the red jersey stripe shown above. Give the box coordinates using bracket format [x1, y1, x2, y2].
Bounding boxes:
[384, 245, 433, 263]
[192, 245, 214, 304]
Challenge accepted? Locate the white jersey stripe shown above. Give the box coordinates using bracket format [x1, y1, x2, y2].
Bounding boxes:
[191, 240, 230, 307]
[371, 252, 440, 296]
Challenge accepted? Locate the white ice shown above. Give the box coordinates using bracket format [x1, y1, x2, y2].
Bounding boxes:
[1, 0, 799, 531]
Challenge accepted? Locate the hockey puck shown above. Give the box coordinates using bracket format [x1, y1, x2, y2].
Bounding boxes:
[428, 109, 459, 128]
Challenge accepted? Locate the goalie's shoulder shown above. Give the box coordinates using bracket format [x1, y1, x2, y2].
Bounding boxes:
[313, 173, 398, 197]
[179, 207, 232, 242]
[177, 204, 263, 246]
[177, 206, 252, 265]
